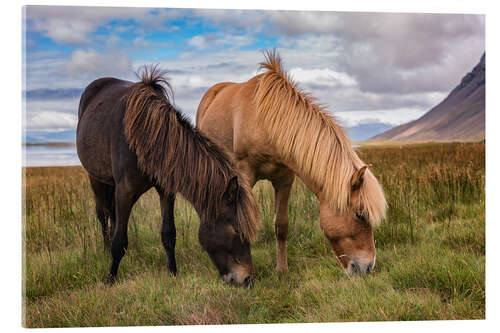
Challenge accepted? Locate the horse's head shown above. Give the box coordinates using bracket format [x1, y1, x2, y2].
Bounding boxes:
[320, 165, 385, 274]
[198, 176, 253, 287]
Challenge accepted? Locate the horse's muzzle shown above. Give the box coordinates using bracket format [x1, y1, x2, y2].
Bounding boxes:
[223, 273, 253, 288]
[347, 257, 376, 274]
[222, 263, 254, 288]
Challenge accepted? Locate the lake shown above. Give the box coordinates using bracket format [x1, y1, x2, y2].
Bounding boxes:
[23, 145, 81, 167]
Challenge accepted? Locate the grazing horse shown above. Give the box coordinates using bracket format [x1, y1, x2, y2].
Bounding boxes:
[196, 50, 387, 274]
[76, 66, 261, 286]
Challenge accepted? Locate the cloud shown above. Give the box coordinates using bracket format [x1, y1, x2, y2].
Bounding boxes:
[337, 13, 484, 69]
[133, 36, 151, 48]
[188, 33, 256, 50]
[193, 10, 484, 95]
[65, 49, 132, 77]
[26, 6, 183, 45]
[266, 11, 345, 35]
[289, 67, 357, 88]
[300, 80, 446, 112]
[25, 98, 80, 115]
[25, 49, 134, 91]
[194, 10, 484, 68]
[131, 50, 263, 118]
[191, 9, 265, 32]
[40, 19, 94, 45]
[130, 44, 451, 123]
[24, 8, 485, 140]
[335, 109, 427, 127]
[188, 35, 217, 50]
[27, 111, 78, 132]
[27, 6, 145, 44]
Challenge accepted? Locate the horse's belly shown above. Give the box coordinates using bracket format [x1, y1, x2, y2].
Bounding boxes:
[79, 150, 114, 185]
[253, 160, 289, 180]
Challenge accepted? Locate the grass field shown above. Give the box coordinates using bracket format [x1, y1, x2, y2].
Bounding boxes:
[22, 143, 485, 327]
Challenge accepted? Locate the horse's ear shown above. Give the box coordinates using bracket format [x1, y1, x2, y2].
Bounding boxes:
[351, 165, 370, 190]
[223, 176, 239, 204]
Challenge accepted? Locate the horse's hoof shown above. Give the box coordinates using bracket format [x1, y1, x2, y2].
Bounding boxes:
[105, 274, 116, 285]
[275, 265, 289, 273]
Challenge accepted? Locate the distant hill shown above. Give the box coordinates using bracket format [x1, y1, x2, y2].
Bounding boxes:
[345, 122, 393, 142]
[24, 129, 76, 144]
[23, 142, 75, 147]
[371, 53, 485, 141]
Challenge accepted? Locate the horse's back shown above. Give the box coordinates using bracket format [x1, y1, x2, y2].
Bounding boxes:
[196, 82, 234, 126]
[76, 77, 134, 185]
[196, 75, 289, 184]
[198, 77, 265, 146]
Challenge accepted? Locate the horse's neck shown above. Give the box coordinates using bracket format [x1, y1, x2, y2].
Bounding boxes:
[277, 137, 355, 210]
[281, 158, 327, 203]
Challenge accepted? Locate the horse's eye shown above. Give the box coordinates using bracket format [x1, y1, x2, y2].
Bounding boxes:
[355, 212, 365, 221]
[231, 226, 244, 241]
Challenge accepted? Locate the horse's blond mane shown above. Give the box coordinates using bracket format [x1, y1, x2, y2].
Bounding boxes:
[253, 50, 386, 226]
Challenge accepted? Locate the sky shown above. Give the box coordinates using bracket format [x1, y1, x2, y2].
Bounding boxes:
[23, 6, 485, 142]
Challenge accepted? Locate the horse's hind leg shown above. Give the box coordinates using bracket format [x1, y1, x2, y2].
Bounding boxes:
[156, 187, 177, 275]
[107, 178, 148, 284]
[89, 177, 115, 249]
[271, 171, 295, 272]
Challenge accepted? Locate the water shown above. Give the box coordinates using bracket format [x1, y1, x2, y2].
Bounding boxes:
[23, 145, 81, 167]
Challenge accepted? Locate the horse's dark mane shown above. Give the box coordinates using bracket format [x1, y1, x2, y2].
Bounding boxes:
[123, 65, 261, 241]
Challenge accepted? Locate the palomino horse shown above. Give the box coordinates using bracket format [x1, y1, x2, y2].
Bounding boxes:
[77, 66, 261, 286]
[197, 51, 387, 274]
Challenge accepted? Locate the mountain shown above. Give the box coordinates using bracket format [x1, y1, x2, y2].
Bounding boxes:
[371, 53, 485, 141]
[345, 122, 394, 142]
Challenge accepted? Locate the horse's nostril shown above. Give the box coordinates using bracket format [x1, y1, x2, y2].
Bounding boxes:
[350, 260, 365, 274]
[366, 262, 373, 273]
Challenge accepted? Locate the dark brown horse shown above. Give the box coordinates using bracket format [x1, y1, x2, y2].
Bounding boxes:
[76, 66, 261, 286]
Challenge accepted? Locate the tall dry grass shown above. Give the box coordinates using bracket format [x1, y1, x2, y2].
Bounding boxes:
[23, 143, 485, 326]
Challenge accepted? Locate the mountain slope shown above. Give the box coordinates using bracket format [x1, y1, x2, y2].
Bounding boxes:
[371, 53, 485, 141]
[345, 122, 394, 142]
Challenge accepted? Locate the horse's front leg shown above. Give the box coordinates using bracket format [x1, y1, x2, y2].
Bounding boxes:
[157, 188, 177, 275]
[272, 172, 295, 272]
